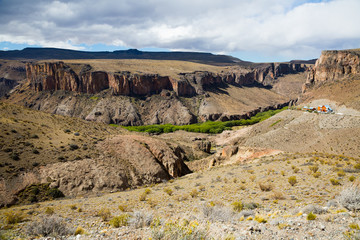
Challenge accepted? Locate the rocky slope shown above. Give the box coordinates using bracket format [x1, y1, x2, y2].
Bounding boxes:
[0, 103, 191, 207]
[6, 60, 309, 125]
[0, 60, 27, 97]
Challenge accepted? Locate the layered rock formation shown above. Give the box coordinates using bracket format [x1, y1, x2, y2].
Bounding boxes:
[26, 61, 308, 97]
[303, 50, 360, 92]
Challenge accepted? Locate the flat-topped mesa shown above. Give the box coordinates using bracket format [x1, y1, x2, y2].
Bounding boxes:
[303, 50, 360, 92]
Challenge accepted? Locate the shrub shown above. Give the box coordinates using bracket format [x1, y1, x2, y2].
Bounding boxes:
[151, 219, 208, 240]
[45, 207, 55, 215]
[337, 170, 346, 177]
[9, 152, 20, 161]
[69, 144, 79, 150]
[349, 223, 360, 230]
[272, 191, 285, 200]
[190, 189, 199, 198]
[47, 188, 65, 199]
[259, 182, 273, 192]
[232, 201, 243, 212]
[288, 176, 297, 186]
[349, 176, 356, 182]
[338, 184, 360, 211]
[118, 204, 129, 212]
[69, 204, 77, 210]
[313, 172, 321, 178]
[4, 211, 24, 224]
[26, 216, 71, 237]
[309, 165, 319, 173]
[97, 208, 111, 221]
[64, 129, 71, 133]
[74, 226, 85, 235]
[32, 149, 40, 154]
[164, 187, 173, 196]
[139, 192, 147, 201]
[144, 188, 151, 194]
[109, 214, 129, 228]
[128, 211, 153, 229]
[330, 178, 341, 186]
[30, 134, 39, 139]
[354, 163, 360, 169]
[254, 215, 267, 223]
[307, 212, 316, 220]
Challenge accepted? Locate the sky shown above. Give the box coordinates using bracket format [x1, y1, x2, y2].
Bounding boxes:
[0, 0, 359, 62]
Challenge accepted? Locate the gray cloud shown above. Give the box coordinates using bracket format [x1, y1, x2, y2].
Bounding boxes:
[0, 0, 359, 61]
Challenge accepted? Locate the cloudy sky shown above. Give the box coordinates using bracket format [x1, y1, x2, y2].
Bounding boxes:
[0, 0, 359, 62]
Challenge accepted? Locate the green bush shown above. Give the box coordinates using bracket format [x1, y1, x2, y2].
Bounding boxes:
[288, 176, 297, 186]
[109, 214, 129, 228]
[307, 212, 316, 220]
[232, 201, 243, 212]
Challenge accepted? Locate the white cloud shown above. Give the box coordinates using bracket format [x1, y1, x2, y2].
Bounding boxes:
[0, 0, 359, 61]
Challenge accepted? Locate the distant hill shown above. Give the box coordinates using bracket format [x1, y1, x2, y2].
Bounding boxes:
[0, 47, 247, 65]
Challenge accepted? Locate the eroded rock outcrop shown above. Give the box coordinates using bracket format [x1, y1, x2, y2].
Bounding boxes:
[38, 135, 191, 196]
[303, 50, 360, 92]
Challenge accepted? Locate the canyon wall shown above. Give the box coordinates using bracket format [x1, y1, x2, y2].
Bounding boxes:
[26, 61, 308, 97]
[303, 50, 360, 92]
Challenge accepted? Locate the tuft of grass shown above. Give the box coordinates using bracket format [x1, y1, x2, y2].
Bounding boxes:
[109, 214, 130, 228]
[232, 201, 244, 212]
[309, 165, 319, 173]
[313, 172, 321, 178]
[349, 176, 356, 182]
[259, 182, 273, 192]
[4, 211, 25, 224]
[337, 170, 346, 177]
[45, 207, 55, 215]
[254, 215, 267, 223]
[349, 223, 360, 230]
[330, 178, 341, 186]
[69, 204, 77, 210]
[288, 176, 297, 186]
[307, 212, 317, 220]
[97, 208, 111, 221]
[190, 189, 199, 198]
[74, 226, 85, 235]
[164, 187, 173, 196]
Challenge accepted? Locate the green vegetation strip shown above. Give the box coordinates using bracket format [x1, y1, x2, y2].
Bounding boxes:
[120, 107, 287, 134]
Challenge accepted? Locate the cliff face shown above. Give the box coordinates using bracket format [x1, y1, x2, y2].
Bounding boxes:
[303, 50, 360, 92]
[26, 61, 308, 97]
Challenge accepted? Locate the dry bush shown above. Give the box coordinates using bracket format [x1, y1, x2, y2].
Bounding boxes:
[201, 204, 234, 223]
[309, 165, 319, 173]
[259, 182, 273, 192]
[128, 211, 153, 229]
[163, 187, 173, 196]
[4, 211, 25, 224]
[26, 215, 72, 237]
[271, 191, 285, 200]
[97, 208, 111, 221]
[338, 184, 360, 211]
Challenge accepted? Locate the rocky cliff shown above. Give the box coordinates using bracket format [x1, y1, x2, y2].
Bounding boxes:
[6, 60, 309, 126]
[26, 61, 308, 97]
[303, 49, 360, 92]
